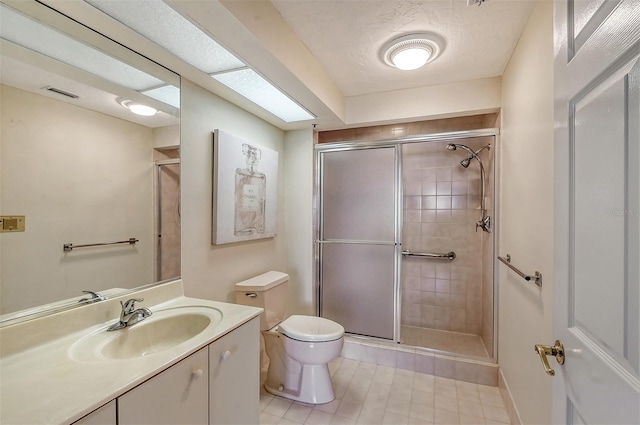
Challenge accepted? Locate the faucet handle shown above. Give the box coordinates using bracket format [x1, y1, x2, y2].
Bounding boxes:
[121, 298, 144, 313]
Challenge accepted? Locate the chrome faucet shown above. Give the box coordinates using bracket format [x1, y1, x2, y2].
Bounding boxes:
[79, 290, 106, 304]
[107, 298, 153, 331]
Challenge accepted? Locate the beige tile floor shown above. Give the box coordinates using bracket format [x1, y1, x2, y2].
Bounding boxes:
[400, 327, 490, 359]
[259, 357, 511, 425]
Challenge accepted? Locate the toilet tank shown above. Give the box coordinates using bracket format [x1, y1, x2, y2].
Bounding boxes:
[234, 271, 288, 331]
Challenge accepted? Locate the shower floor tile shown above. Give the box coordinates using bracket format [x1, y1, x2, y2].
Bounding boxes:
[400, 326, 490, 359]
[259, 357, 511, 425]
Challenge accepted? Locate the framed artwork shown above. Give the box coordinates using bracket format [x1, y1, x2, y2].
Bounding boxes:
[212, 129, 278, 245]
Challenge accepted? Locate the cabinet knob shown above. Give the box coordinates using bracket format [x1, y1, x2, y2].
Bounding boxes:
[191, 369, 203, 380]
[221, 350, 232, 361]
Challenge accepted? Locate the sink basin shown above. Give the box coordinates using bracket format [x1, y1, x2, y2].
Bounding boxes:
[100, 312, 210, 359]
[69, 306, 223, 361]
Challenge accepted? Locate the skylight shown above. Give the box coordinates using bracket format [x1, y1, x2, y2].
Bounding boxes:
[0, 3, 179, 110]
[141, 84, 181, 109]
[85, 0, 245, 74]
[83, 0, 314, 122]
[212, 69, 314, 122]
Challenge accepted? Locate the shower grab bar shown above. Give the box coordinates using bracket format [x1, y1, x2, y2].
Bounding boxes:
[498, 254, 542, 287]
[401, 250, 456, 260]
[63, 238, 139, 252]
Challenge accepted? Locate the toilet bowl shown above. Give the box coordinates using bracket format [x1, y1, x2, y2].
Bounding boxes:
[235, 271, 344, 404]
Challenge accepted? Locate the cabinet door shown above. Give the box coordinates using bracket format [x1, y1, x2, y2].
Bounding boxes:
[118, 347, 208, 425]
[210, 317, 260, 425]
[73, 400, 116, 425]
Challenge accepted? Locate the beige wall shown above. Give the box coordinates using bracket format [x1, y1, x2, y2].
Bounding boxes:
[498, 2, 554, 424]
[0, 84, 155, 314]
[346, 77, 501, 126]
[180, 78, 288, 304]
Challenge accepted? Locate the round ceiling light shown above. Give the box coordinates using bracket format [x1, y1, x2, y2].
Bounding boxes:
[381, 33, 443, 71]
[119, 99, 158, 116]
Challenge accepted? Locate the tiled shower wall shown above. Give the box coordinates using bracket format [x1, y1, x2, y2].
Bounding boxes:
[401, 138, 494, 349]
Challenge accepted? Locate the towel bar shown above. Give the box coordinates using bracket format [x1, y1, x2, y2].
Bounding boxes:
[498, 254, 542, 287]
[402, 250, 456, 260]
[63, 238, 139, 252]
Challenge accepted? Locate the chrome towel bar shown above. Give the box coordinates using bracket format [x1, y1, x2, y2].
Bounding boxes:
[402, 250, 456, 260]
[498, 253, 542, 287]
[63, 237, 139, 252]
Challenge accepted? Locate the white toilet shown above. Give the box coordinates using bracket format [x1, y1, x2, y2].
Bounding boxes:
[235, 271, 344, 404]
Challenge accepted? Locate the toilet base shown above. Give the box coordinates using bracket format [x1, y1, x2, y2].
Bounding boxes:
[264, 363, 335, 404]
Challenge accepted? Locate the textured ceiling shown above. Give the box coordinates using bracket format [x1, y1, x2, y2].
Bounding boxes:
[272, 0, 536, 97]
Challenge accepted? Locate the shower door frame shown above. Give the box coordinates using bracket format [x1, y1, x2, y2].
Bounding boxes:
[315, 128, 500, 362]
[316, 143, 404, 341]
[155, 159, 180, 282]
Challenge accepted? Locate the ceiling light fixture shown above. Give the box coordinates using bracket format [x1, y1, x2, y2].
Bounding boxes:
[381, 33, 443, 71]
[119, 99, 158, 116]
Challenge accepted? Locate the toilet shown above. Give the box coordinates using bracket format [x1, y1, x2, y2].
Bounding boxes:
[235, 271, 344, 404]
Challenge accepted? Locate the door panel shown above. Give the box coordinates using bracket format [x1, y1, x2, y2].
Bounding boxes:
[318, 145, 399, 340]
[572, 57, 639, 373]
[321, 148, 396, 242]
[118, 347, 208, 425]
[321, 243, 395, 339]
[570, 0, 622, 57]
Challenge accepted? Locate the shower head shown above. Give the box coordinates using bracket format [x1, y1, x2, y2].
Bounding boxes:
[446, 143, 491, 164]
[445, 141, 492, 233]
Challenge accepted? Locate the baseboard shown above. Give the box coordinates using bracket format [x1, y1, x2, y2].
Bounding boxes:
[498, 368, 522, 425]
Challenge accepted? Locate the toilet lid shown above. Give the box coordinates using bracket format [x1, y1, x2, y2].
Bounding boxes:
[278, 315, 345, 342]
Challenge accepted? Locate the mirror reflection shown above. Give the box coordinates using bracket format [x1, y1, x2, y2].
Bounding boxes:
[0, 1, 181, 317]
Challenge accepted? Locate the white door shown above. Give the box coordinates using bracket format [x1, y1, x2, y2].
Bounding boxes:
[554, 0, 640, 423]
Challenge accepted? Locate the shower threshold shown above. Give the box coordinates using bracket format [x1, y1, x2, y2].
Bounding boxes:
[400, 326, 490, 359]
[341, 333, 498, 386]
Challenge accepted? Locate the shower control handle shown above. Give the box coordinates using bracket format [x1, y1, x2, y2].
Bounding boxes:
[534, 340, 565, 376]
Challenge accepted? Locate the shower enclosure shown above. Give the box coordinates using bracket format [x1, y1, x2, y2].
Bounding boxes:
[316, 130, 497, 361]
[156, 160, 181, 281]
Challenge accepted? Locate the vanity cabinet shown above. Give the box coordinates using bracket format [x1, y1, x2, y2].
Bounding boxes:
[114, 317, 259, 425]
[209, 316, 260, 424]
[118, 347, 209, 425]
[72, 400, 116, 425]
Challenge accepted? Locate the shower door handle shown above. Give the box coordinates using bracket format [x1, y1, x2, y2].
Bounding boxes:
[534, 340, 565, 376]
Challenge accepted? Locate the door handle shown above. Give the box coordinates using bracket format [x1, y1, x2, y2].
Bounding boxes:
[534, 340, 565, 376]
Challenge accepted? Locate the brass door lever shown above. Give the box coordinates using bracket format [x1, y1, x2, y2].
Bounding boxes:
[534, 340, 565, 376]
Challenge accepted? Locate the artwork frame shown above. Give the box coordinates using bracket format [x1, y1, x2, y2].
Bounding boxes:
[212, 129, 278, 245]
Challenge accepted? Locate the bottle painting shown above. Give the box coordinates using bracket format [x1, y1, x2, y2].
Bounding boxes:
[234, 143, 266, 236]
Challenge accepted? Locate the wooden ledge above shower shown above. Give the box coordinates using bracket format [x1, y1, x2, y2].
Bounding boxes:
[317, 113, 499, 144]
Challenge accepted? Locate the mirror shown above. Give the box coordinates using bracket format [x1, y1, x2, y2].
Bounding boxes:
[0, 1, 181, 320]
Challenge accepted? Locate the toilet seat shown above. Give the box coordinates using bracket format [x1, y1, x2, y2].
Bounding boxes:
[278, 315, 344, 342]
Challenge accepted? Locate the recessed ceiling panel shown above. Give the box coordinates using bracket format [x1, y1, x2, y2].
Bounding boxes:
[141, 84, 181, 109]
[212, 69, 314, 122]
[0, 4, 164, 91]
[84, 0, 246, 74]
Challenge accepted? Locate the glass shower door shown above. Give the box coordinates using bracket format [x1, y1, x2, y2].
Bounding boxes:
[318, 146, 399, 340]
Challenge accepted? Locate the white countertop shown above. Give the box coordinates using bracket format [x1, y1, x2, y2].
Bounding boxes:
[0, 280, 262, 424]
